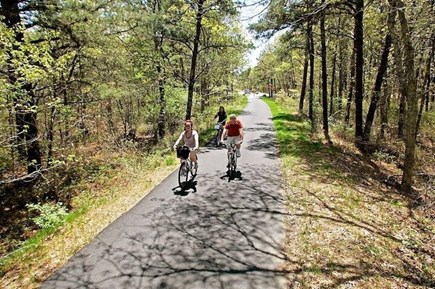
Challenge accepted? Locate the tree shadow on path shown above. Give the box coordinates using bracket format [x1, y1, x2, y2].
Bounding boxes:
[43, 164, 289, 289]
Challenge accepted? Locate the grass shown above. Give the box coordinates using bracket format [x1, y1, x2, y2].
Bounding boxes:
[0, 94, 248, 289]
[263, 96, 435, 289]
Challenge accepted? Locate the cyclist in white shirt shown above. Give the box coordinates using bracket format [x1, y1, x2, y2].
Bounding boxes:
[173, 120, 199, 169]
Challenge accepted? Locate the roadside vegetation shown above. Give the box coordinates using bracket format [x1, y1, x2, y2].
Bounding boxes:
[264, 96, 434, 288]
[0, 95, 247, 289]
[1, 0, 248, 287]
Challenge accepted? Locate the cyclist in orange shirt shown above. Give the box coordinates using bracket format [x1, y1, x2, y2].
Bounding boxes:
[221, 114, 244, 167]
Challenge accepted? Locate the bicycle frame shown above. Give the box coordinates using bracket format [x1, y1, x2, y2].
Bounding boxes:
[227, 142, 237, 174]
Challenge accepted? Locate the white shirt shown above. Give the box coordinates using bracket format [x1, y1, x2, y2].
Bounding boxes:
[174, 130, 199, 150]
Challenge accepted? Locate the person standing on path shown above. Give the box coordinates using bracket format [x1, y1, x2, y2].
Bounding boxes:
[221, 114, 244, 168]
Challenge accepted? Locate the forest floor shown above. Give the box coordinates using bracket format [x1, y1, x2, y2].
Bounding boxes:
[263, 96, 434, 288]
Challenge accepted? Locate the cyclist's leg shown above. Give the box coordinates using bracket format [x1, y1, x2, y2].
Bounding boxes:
[215, 128, 220, 144]
[190, 151, 198, 169]
[234, 135, 241, 157]
[218, 124, 224, 140]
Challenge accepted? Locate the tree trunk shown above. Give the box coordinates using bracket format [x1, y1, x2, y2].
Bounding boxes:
[308, 19, 315, 122]
[157, 65, 166, 139]
[416, 34, 434, 135]
[329, 49, 337, 117]
[152, 0, 166, 140]
[1, 0, 42, 174]
[378, 82, 391, 140]
[47, 105, 56, 167]
[363, 32, 392, 142]
[345, 49, 356, 126]
[185, 0, 205, 120]
[337, 17, 348, 113]
[354, 0, 365, 140]
[388, 0, 419, 192]
[388, 6, 406, 139]
[24, 88, 42, 174]
[299, 24, 309, 113]
[398, 91, 406, 138]
[320, 0, 331, 143]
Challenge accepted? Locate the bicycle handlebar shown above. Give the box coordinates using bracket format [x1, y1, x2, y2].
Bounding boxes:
[174, 145, 197, 151]
[216, 119, 226, 125]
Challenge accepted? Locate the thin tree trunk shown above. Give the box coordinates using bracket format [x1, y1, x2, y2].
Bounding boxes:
[308, 19, 315, 122]
[8, 94, 16, 175]
[157, 65, 166, 139]
[299, 26, 309, 113]
[397, 92, 406, 138]
[185, 0, 205, 120]
[345, 50, 356, 126]
[24, 88, 42, 174]
[152, 0, 166, 140]
[389, 6, 406, 139]
[337, 17, 347, 113]
[416, 34, 434, 135]
[329, 50, 337, 116]
[320, 0, 331, 143]
[363, 32, 392, 142]
[378, 82, 391, 140]
[47, 105, 56, 167]
[354, 0, 365, 140]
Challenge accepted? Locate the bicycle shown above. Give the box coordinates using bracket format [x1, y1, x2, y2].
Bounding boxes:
[226, 142, 238, 176]
[214, 120, 225, 147]
[176, 146, 197, 189]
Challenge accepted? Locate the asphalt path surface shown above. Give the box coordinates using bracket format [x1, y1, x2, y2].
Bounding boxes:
[43, 94, 287, 289]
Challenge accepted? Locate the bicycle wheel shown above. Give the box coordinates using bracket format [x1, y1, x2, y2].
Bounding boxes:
[215, 133, 220, 147]
[217, 128, 223, 147]
[178, 162, 189, 188]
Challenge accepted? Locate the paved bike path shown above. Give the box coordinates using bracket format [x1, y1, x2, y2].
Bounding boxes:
[43, 94, 287, 289]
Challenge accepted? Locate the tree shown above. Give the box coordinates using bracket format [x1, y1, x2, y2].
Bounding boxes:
[388, 0, 419, 192]
[320, 0, 331, 143]
[353, 0, 364, 141]
[1, 0, 42, 175]
[362, 8, 394, 143]
[299, 21, 310, 113]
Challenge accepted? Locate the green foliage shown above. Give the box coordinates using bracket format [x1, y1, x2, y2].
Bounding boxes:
[26, 202, 68, 230]
[373, 150, 396, 164]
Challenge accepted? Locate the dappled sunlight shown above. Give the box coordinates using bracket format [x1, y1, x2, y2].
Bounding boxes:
[42, 164, 289, 289]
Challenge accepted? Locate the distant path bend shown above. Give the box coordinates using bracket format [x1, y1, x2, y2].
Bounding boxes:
[43, 93, 287, 289]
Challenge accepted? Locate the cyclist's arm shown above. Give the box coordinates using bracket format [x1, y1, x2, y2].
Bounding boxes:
[220, 128, 227, 142]
[173, 132, 184, 149]
[193, 131, 199, 150]
[239, 127, 244, 143]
